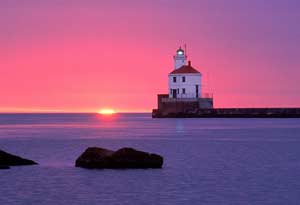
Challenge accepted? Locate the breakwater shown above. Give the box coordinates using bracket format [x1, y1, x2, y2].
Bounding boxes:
[152, 108, 300, 118]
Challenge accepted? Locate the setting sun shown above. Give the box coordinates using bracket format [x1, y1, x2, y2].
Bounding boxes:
[98, 109, 116, 115]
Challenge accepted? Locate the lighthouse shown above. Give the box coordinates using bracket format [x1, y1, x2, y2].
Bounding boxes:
[169, 47, 202, 99]
[173, 47, 187, 69]
[152, 46, 213, 117]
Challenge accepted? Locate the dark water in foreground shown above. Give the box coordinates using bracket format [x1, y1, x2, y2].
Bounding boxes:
[1, 113, 300, 205]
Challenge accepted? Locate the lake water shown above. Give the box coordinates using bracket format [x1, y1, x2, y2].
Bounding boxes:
[1, 113, 300, 205]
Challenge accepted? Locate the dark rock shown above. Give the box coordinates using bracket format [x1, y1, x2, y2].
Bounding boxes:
[111, 148, 163, 168]
[0, 150, 37, 167]
[76, 147, 163, 169]
[75, 147, 114, 169]
[0, 165, 10, 169]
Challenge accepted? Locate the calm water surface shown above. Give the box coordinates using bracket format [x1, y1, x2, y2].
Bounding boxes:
[1, 113, 300, 205]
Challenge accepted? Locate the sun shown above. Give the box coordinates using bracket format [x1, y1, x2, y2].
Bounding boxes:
[98, 108, 116, 115]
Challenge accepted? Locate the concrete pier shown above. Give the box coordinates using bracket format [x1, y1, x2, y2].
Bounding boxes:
[152, 107, 300, 118]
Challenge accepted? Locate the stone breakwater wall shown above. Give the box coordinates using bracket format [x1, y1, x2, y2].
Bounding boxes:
[152, 108, 300, 118]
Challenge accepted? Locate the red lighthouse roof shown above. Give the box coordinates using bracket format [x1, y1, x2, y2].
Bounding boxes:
[169, 61, 201, 74]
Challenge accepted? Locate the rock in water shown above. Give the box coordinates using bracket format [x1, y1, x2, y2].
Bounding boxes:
[75, 147, 163, 169]
[0, 150, 37, 167]
[75, 147, 114, 169]
[111, 148, 163, 168]
[0, 165, 10, 169]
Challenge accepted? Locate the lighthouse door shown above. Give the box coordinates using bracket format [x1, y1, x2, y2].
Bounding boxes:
[195, 85, 199, 98]
[172, 89, 177, 98]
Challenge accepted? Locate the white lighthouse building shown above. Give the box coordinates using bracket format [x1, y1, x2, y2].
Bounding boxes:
[153, 46, 213, 116]
[169, 47, 202, 99]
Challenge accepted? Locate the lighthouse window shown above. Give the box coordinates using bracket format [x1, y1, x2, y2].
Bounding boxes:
[182, 76, 186, 82]
[173, 77, 176, 82]
[182, 88, 185, 94]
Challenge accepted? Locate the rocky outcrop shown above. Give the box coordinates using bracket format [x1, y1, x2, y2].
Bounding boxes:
[0, 165, 10, 169]
[0, 150, 37, 169]
[75, 147, 163, 169]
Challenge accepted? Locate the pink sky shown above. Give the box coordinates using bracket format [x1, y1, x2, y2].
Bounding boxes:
[1, 1, 300, 112]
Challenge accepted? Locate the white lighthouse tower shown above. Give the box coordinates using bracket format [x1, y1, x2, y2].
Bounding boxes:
[173, 47, 187, 69]
[152, 46, 213, 116]
[168, 47, 202, 99]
